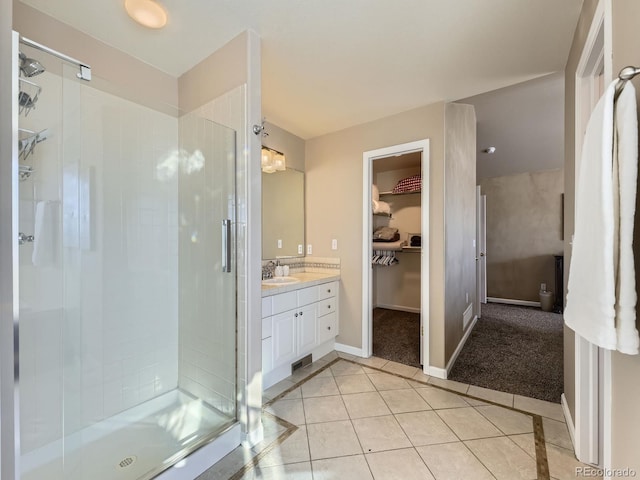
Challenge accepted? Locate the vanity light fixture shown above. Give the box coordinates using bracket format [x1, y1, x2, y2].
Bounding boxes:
[124, 0, 168, 29]
[261, 146, 286, 173]
[482, 146, 496, 154]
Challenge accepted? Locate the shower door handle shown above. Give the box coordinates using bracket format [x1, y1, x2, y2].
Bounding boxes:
[222, 219, 231, 273]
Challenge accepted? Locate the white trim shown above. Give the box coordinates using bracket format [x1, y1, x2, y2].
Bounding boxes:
[571, 0, 612, 467]
[423, 315, 478, 379]
[425, 366, 448, 379]
[335, 342, 365, 358]
[445, 315, 478, 375]
[487, 297, 541, 308]
[561, 393, 577, 450]
[362, 139, 430, 370]
[374, 304, 421, 314]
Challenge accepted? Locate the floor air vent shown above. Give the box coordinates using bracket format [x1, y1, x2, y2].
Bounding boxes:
[292, 354, 312, 373]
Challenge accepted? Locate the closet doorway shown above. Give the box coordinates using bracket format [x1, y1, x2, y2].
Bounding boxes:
[362, 140, 429, 372]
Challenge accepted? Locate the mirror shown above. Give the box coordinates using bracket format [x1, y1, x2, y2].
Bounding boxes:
[262, 168, 304, 259]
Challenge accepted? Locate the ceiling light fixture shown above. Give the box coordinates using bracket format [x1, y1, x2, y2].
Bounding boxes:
[482, 146, 496, 154]
[124, 0, 168, 29]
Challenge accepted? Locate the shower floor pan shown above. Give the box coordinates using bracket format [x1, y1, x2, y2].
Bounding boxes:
[21, 389, 235, 480]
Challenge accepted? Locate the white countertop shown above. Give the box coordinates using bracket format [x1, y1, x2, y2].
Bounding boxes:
[261, 271, 340, 297]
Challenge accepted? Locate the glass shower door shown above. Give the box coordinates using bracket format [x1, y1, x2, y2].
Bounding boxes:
[19, 48, 238, 480]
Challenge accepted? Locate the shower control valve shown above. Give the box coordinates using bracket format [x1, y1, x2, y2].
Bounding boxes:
[18, 232, 34, 245]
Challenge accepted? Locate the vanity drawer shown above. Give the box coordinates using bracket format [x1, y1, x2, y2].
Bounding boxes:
[272, 291, 297, 315]
[262, 297, 272, 318]
[318, 281, 338, 300]
[262, 316, 273, 340]
[297, 286, 319, 306]
[317, 312, 337, 344]
[317, 298, 335, 318]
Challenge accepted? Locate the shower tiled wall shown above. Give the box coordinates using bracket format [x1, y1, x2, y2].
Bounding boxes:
[19, 71, 179, 453]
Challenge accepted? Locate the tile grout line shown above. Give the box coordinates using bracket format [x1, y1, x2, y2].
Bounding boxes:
[341, 357, 551, 480]
[226, 357, 342, 479]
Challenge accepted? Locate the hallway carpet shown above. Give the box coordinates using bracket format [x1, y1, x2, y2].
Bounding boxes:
[448, 303, 563, 403]
[373, 308, 421, 368]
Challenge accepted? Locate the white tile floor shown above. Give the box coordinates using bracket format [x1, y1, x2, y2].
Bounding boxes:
[198, 352, 600, 480]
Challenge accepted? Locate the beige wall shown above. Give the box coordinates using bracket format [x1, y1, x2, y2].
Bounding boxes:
[178, 31, 248, 115]
[305, 102, 447, 367]
[443, 103, 477, 361]
[262, 121, 306, 172]
[13, 2, 178, 116]
[480, 169, 564, 302]
[563, 0, 599, 424]
[609, 0, 640, 471]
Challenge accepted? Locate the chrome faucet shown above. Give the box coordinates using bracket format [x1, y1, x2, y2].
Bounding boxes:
[262, 261, 276, 280]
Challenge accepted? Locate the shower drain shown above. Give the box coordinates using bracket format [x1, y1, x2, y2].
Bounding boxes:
[117, 456, 137, 469]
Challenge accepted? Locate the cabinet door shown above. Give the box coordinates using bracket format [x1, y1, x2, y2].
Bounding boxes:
[318, 312, 337, 345]
[296, 304, 317, 354]
[272, 310, 297, 367]
[262, 336, 273, 374]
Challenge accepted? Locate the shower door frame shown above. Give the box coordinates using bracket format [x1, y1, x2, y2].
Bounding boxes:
[0, 30, 21, 480]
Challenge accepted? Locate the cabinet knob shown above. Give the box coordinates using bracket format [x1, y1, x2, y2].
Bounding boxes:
[327, 289, 331, 293]
[327, 305, 331, 309]
[327, 326, 331, 330]
[300, 311, 303, 316]
[294, 313, 298, 318]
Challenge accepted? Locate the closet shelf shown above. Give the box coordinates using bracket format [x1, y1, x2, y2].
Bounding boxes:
[402, 246, 421, 253]
[379, 190, 421, 197]
[373, 212, 392, 217]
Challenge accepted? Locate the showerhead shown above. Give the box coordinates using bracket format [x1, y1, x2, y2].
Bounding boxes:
[19, 52, 45, 77]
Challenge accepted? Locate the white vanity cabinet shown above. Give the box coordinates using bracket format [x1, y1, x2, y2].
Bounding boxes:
[262, 280, 339, 390]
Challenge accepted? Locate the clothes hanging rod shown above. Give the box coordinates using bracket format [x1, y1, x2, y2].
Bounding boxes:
[614, 65, 639, 101]
[19, 36, 91, 81]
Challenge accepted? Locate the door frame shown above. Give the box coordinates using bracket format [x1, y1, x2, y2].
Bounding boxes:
[361, 139, 430, 370]
[570, 0, 612, 467]
[475, 186, 487, 319]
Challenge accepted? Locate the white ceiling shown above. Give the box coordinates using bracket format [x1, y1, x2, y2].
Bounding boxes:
[459, 72, 565, 180]
[21, 0, 583, 140]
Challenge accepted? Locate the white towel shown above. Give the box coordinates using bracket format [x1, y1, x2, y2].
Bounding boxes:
[614, 82, 639, 355]
[564, 81, 639, 355]
[32, 201, 59, 267]
[372, 200, 391, 215]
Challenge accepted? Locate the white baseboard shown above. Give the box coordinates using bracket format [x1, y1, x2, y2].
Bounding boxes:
[426, 366, 447, 379]
[487, 297, 541, 308]
[335, 342, 365, 357]
[374, 304, 421, 314]
[444, 315, 478, 377]
[561, 393, 577, 451]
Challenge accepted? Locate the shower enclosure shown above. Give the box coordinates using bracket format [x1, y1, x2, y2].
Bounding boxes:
[10, 33, 239, 480]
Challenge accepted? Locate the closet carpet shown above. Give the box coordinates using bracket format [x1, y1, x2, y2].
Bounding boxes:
[448, 302, 564, 403]
[372, 308, 421, 368]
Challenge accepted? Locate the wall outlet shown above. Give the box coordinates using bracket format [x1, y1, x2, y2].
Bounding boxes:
[331, 239, 338, 250]
[298, 244, 303, 255]
[307, 244, 312, 255]
[541, 283, 547, 292]
[277, 239, 282, 249]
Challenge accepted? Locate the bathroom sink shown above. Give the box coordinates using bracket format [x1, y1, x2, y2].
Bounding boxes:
[262, 276, 300, 286]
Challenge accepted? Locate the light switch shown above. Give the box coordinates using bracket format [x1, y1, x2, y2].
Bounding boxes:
[331, 239, 338, 250]
[307, 244, 312, 255]
[277, 239, 282, 249]
[298, 244, 303, 255]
